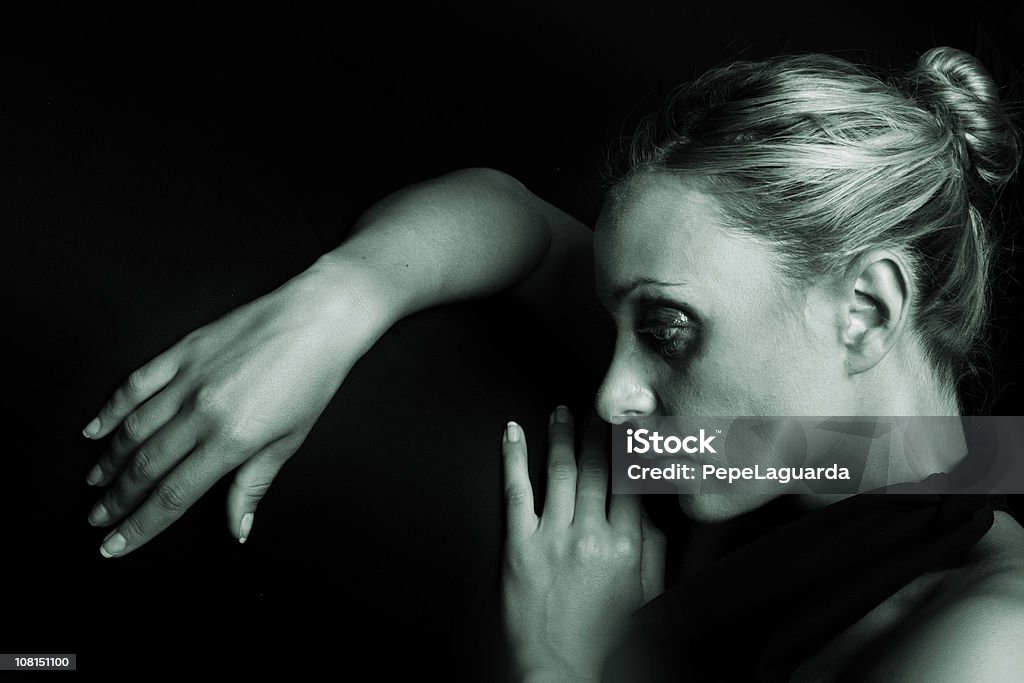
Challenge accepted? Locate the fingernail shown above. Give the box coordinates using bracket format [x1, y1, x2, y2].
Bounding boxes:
[239, 512, 254, 544]
[551, 405, 571, 426]
[99, 531, 126, 558]
[85, 464, 104, 486]
[505, 421, 521, 443]
[82, 418, 101, 439]
[88, 502, 110, 526]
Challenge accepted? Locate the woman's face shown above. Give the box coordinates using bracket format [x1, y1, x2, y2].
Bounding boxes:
[593, 173, 857, 519]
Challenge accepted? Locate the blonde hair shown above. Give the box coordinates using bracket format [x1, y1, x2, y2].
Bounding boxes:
[610, 47, 1020, 404]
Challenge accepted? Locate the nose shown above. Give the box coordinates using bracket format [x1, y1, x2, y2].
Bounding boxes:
[595, 339, 657, 423]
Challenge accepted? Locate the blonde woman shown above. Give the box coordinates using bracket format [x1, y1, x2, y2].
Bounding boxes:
[83, 47, 1023, 680]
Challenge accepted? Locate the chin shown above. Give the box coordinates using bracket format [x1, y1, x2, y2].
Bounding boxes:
[676, 492, 777, 522]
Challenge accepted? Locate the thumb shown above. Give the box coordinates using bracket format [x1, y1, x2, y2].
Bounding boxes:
[227, 444, 293, 543]
[640, 513, 667, 602]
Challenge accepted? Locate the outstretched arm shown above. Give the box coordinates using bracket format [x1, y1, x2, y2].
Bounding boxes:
[82, 167, 597, 558]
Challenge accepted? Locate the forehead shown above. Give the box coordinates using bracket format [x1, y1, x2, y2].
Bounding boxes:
[597, 173, 722, 254]
[594, 173, 776, 299]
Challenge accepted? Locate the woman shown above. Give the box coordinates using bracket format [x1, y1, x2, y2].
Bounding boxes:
[81, 47, 1023, 679]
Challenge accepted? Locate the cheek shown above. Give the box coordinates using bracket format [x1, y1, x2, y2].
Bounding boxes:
[655, 356, 781, 416]
[741, 337, 839, 414]
[658, 309, 828, 416]
[741, 339, 848, 415]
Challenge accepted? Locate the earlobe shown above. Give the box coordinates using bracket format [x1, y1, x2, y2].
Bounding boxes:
[842, 253, 910, 374]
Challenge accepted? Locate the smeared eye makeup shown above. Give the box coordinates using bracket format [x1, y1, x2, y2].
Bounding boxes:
[634, 298, 702, 363]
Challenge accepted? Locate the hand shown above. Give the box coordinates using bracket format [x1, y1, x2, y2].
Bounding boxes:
[82, 256, 393, 558]
[501, 407, 667, 682]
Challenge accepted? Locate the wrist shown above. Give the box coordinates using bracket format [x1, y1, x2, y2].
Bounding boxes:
[282, 251, 403, 356]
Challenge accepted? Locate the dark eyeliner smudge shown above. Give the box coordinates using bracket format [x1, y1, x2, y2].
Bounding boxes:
[635, 302, 702, 363]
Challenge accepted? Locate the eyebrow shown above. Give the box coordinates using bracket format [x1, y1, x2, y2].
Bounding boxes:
[607, 277, 687, 302]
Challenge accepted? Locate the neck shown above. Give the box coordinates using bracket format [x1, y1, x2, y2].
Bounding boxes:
[797, 354, 963, 511]
[857, 345, 959, 417]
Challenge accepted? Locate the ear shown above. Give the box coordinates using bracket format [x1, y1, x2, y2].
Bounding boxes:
[841, 251, 911, 374]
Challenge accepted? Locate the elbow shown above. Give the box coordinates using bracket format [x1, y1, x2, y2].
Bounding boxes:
[443, 167, 528, 194]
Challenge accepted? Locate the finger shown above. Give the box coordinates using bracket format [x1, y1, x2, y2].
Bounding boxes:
[86, 387, 184, 487]
[502, 421, 537, 541]
[83, 351, 179, 440]
[573, 415, 609, 523]
[608, 492, 642, 536]
[227, 435, 299, 543]
[542, 405, 576, 527]
[97, 440, 237, 559]
[640, 513, 667, 602]
[87, 410, 199, 527]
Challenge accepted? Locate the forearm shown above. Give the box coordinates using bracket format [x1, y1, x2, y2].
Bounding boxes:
[307, 167, 593, 329]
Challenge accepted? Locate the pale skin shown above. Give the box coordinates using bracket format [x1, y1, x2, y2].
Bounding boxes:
[82, 168, 589, 554]
[83, 168, 1024, 680]
[501, 410, 666, 682]
[593, 174, 961, 520]
[590, 173, 1024, 680]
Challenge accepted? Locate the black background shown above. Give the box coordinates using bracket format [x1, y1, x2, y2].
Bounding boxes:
[3, 1, 1023, 677]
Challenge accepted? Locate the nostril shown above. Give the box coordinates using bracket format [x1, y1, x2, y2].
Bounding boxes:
[605, 412, 643, 426]
[619, 411, 649, 427]
[621, 418, 644, 432]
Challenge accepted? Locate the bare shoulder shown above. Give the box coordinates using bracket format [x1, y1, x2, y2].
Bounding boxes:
[854, 511, 1024, 682]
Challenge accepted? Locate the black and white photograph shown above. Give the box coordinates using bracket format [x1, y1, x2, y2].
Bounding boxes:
[4, 2, 1024, 679]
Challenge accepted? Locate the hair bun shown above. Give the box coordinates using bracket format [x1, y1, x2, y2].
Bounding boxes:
[907, 46, 1020, 192]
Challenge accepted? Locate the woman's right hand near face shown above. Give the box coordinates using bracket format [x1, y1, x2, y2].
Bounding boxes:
[81, 255, 393, 559]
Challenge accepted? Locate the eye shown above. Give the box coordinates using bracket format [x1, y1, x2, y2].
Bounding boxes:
[636, 307, 699, 360]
